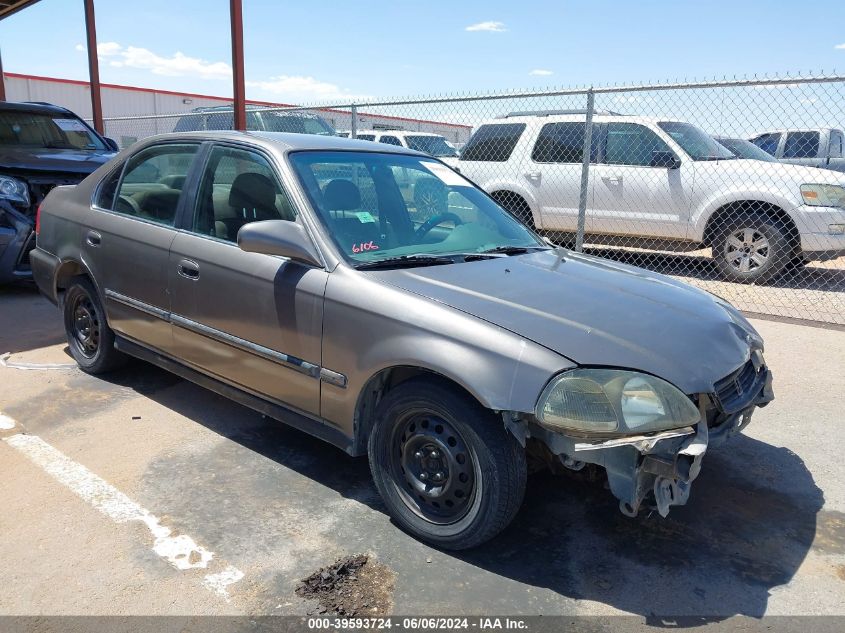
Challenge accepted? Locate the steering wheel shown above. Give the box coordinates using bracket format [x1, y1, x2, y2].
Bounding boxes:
[415, 212, 464, 239]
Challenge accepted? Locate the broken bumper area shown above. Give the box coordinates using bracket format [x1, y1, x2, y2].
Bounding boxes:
[533, 366, 774, 518]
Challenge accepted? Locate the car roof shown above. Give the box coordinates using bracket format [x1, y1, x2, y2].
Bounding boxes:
[355, 130, 443, 138]
[0, 101, 76, 116]
[136, 130, 431, 155]
[478, 113, 671, 125]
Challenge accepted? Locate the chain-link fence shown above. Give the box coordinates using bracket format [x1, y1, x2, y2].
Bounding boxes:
[98, 74, 845, 326]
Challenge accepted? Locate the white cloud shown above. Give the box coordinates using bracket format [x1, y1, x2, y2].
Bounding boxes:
[529, 69, 553, 76]
[245, 76, 371, 104]
[836, 43, 845, 49]
[75, 42, 367, 103]
[77, 41, 231, 80]
[465, 21, 507, 32]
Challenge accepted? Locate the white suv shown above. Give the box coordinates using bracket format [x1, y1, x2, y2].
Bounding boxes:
[354, 130, 459, 159]
[457, 111, 845, 282]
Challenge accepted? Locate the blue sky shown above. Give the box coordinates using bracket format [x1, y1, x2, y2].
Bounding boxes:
[1, 0, 844, 104]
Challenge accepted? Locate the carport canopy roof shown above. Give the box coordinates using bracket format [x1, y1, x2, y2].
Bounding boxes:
[0, 0, 42, 20]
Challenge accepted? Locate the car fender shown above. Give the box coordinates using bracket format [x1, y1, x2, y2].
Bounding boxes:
[477, 177, 541, 223]
[319, 267, 574, 439]
[690, 188, 798, 241]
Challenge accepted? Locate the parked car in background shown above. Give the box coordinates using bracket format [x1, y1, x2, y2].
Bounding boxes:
[749, 128, 845, 173]
[354, 130, 459, 158]
[0, 101, 118, 285]
[714, 136, 777, 162]
[457, 111, 845, 283]
[32, 131, 773, 549]
[173, 105, 336, 136]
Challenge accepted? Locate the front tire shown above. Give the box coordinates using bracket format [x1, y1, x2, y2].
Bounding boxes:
[712, 213, 795, 283]
[63, 277, 126, 374]
[368, 377, 527, 550]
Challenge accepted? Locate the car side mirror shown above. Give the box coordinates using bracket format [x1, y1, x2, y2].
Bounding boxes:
[103, 137, 120, 152]
[651, 150, 681, 169]
[237, 220, 323, 267]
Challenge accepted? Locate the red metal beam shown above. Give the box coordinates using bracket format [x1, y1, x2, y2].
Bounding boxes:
[83, 0, 104, 134]
[229, 0, 246, 131]
[0, 47, 6, 101]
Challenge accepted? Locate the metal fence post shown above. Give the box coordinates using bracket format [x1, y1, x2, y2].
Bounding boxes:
[575, 88, 594, 252]
[350, 103, 357, 138]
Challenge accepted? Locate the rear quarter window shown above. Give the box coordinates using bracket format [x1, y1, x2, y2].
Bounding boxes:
[460, 123, 526, 162]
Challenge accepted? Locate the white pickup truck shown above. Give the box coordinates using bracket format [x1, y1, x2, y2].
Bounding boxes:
[454, 111, 845, 283]
[749, 128, 845, 173]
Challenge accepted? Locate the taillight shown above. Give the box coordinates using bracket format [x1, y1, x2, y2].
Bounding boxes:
[35, 204, 42, 236]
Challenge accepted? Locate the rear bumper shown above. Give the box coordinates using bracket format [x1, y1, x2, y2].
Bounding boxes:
[30, 247, 61, 305]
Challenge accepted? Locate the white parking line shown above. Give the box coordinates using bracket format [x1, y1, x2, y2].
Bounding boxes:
[0, 413, 16, 430]
[2, 421, 243, 600]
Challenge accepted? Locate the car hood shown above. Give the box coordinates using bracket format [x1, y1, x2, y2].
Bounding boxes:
[0, 146, 116, 175]
[697, 158, 845, 185]
[368, 249, 759, 394]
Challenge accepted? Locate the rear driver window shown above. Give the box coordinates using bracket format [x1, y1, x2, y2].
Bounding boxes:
[111, 144, 199, 226]
[783, 131, 820, 159]
[460, 123, 526, 162]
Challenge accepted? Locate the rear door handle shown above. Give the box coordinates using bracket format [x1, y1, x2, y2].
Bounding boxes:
[605, 175, 623, 184]
[177, 259, 200, 280]
[86, 230, 102, 247]
[525, 171, 542, 183]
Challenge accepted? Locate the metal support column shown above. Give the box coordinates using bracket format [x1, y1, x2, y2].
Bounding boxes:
[350, 103, 357, 138]
[229, 0, 246, 131]
[83, 0, 104, 134]
[575, 89, 594, 252]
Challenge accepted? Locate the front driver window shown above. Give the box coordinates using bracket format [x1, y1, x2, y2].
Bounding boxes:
[604, 123, 672, 166]
[191, 145, 296, 243]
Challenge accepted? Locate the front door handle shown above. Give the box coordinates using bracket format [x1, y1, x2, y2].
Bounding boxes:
[605, 175, 623, 184]
[177, 259, 200, 280]
[86, 230, 102, 247]
[525, 171, 542, 183]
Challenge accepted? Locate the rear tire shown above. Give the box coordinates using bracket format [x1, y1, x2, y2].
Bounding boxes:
[492, 191, 535, 230]
[712, 213, 794, 283]
[63, 277, 127, 374]
[368, 377, 527, 550]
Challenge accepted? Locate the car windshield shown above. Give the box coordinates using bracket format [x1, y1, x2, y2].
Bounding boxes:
[715, 137, 776, 162]
[289, 151, 545, 266]
[0, 110, 107, 150]
[261, 112, 336, 136]
[657, 121, 734, 161]
[405, 135, 458, 157]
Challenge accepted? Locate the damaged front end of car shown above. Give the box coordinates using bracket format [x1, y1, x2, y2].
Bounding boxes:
[514, 350, 774, 518]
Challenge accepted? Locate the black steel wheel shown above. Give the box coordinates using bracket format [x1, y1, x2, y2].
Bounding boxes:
[368, 377, 527, 550]
[63, 277, 126, 374]
[389, 411, 477, 524]
[69, 292, 101, 358]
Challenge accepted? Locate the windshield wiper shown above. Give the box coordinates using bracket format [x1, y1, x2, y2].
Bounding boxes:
[477, 245, 548, 256]
[355, 254, 456, 270]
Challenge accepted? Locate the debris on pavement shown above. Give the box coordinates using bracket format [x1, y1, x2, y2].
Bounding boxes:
[296, 554, 395, 617]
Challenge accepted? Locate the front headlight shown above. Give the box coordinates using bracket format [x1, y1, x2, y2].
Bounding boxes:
[536, 369, 700, 435]
[0, 175, 30, 207]
[800, 183, 845, 207]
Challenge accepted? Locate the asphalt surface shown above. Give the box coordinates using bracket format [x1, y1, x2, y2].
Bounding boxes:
[1, 282, 844, 627]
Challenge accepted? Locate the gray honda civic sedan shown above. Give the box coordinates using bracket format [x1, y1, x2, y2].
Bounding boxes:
[31, 131, 773, 549]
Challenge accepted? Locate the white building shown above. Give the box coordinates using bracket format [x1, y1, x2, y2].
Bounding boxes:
[1, 72, 471, 146]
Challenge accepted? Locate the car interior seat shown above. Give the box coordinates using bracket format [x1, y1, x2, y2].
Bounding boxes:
[322, 179, 382, 247]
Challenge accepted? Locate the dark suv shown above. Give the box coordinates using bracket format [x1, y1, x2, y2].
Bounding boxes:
[0, 101, 118, 284]
[173, 105, 337, 136]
